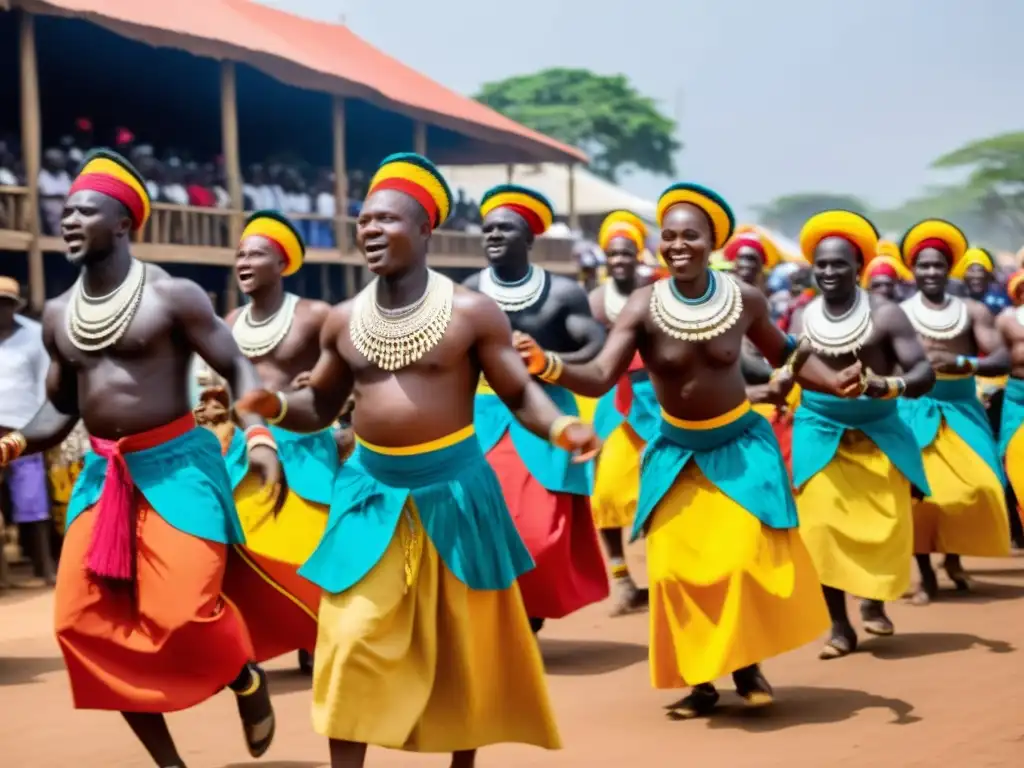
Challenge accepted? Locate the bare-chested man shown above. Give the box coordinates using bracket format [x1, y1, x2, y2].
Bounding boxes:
[234, 152, 598, 768]
[518, 182, 831, 719]
[861, 241, 912, 302]
[0, 149, 281, 767]
[897, 219, 1011, 602]
[584, 210, 657, 614]
[787, 211, 933, 659]
[196, 211, 334, 675]
[463, 184, 609, 632]
[992, 269, 1024, 548]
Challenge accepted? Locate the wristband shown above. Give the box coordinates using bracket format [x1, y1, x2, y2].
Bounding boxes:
[245, 425, 277, 453]
[0, 431, 27, 466]
[539, 352, 564, 384]
[267, 391, 288, 425]
[548, 415, 580, 448]
[955, 355, 979, 373]
[880, 377, 906, 400]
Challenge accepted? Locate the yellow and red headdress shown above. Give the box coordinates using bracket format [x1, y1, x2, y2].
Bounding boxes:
[598, 210, 647, 254]
[860, 255, 912, 288]
[479, 184, 554, 236]
[899, 219, 967, 270]
[656, 182, 735, 250]
[877, 239, 900, 262]
[950, 246, 994, 280]
[723, 225, 781, 270]
[68, 148, 151, 231]
[366, 152, 452, 230]
[799, 210, 880, 267]
[240, 211, 305, 277]
[1007, 269, 1024, 306]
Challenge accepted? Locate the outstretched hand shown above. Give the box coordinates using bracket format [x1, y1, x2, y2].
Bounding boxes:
[512, 331, 547, 375]
[555, 421, 602, 463]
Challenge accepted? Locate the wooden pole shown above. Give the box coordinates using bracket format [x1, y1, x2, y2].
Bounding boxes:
[220, 61, 242, 313]
[332, 96, 348, 253]
[567, 163, 579, 232]
[19, 11, 44, 311]
[414, 120, 427, 155]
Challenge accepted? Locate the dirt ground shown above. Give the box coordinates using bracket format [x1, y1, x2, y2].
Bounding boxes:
[3, 553, 1024, 767]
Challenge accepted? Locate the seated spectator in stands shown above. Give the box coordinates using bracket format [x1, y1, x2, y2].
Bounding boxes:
[347, 170, 366, 217]
[38, 148, 71, 236]
[136, 155, 163, 203]
[0, 142, 18, 187]
[212, 163, 231, 208]
[161, 158, 189, 205]
[311, 169, 336, 248]
[282, 167, 313, 241]
[186, 163, 216, 207]
[243, 163, 276, 211]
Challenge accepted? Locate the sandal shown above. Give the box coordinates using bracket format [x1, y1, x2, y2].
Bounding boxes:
[666, 684, 719, 720]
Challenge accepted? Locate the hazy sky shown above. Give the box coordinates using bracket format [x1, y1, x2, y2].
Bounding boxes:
[259, 0, 1022, 220]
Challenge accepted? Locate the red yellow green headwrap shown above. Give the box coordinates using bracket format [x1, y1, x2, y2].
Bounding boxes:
[723, 225, 781, 270]
[656, 182, 734, 250]
[598, 210, 647, 254]
[240, 210, 305, 277]
[877, 240, 900, 262]
[1007, 269, 1024, 306]
[479, 184, 554, 236]
[68, 148, 150, 231]
[367, 152, 452, 229]
[799, 210, 879, 267]
[950, 247, 994, 280]
[899, 219, 967, 270]
[860, 255, 912, 288]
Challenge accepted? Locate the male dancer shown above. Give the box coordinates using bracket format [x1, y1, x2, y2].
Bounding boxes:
[518, 182, 832, 718]
[464, 184, 609, 631]
[898, 219, 1011, 602]
[201, 211, 334, 673]
[235, 152, 598, 768]
[993, 268, 1024, 547]
[0, 149, 281, 767]
[861, 241, 912, 301]
[787, 210, 933, 659]
[586, 210, 658, 614]
[953, 247, 1010, 316]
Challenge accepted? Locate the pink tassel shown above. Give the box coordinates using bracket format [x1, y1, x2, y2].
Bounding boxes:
[86, 438, 135, 584]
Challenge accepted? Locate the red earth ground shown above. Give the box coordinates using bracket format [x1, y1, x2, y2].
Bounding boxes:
[2, 553, 1024, 767]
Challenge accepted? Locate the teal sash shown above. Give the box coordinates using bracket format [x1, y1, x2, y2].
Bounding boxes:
[632, 408, 798, 541]
[66, 427, 243, 545]
[999, 378, 1024, 459]
[898, 376, 1004, 484]
[592, 372, 659, 442]
[793, 392, 930, 495]
[299, 431, 534, 594]
[474, 382, 593, 495]
[225, 426, 337, 505]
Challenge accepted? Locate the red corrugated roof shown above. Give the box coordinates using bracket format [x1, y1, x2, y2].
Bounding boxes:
[19, 0, 587, 164]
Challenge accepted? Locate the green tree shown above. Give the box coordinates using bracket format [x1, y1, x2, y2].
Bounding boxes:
[474, 68, 679, 182]
[753, 193, 872, 239]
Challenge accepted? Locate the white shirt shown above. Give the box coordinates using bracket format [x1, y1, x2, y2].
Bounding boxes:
[162, 183, 189, 206]
[0, 316, 49, 430]
[316, 192, 336, 217]
[0, 168, 17, 187]
[38, 169, 71, 198]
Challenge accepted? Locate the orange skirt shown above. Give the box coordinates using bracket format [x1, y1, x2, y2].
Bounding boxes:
[486, 433, 609, 618]
[54, 500, 254, 712]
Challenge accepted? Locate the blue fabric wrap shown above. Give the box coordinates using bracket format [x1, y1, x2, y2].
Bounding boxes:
[631, 408, 798, 542]
[298, 432, 535, 594]
[792, 391, 930, 495]
[592, 372, 660, 443]
[474, 382, 593, 494]
[65, 427, 243, 545]
[898, 376, 1005, 484]
[999, 378, 1024, 459]
[225, 426, 337, 505]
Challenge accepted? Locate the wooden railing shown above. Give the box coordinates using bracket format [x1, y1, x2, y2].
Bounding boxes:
[0, 196, 575, 269]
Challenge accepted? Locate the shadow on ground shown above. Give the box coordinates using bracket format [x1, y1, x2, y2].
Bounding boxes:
[863, 631, 1014, 660]
[539, 637, 648, 676]
[0, 655, 64, 686]
[701, 686, 920, 732]
[911, 579, 1024, 605]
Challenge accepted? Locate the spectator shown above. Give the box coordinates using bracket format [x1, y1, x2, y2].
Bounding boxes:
[0, 142, 19, 187]
[281, 167, 312, 242]
[38, 148, 72, 236]
[243, 164, 275, 210]
[311, 169, 337, 248]
[211, 164, 231, 208]
[160, 158, 189, 205]
[186, 163, 216, 207]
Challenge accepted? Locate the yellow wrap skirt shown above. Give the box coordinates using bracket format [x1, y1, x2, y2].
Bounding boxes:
[591, 423, 645, 530]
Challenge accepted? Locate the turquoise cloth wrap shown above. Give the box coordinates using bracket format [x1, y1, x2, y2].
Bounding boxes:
[474, 382, 593, 495]
[631, 408, 798, 542]
[299, 432, 534, 594]
[66, 427, 243, 545]
[898, 376, 1004, 484]
[999, 378, 1024, 459]
[225, 426, 337, 505]
[592, 372, 660, 442]
[793, 391, 930, 495]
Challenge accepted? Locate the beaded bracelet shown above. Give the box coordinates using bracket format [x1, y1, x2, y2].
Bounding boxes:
[0, 431, 27, 466]
[267, 392, 288, 425]
[539, 352, 564, 384]
[245, 425, 278, 453]
[880, 377, 907, 400]
[548, 415, 580, 448]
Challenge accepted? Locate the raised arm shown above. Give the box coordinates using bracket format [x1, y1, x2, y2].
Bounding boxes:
[10, 301, 80, 458]
[556, 279, 606, 363]
[471, 293, 598, 457]
[969, 301, 1011, 377]
[236, 304, 353, 433]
